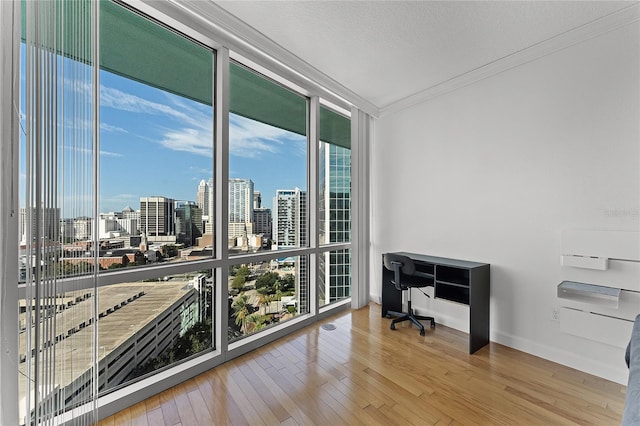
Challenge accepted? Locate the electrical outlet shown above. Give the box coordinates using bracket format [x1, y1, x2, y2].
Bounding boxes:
[551, 307, 560, 322]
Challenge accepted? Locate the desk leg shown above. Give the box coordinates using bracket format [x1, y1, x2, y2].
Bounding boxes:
[381, 262, 402, 317]
[469, 267, 490, 354]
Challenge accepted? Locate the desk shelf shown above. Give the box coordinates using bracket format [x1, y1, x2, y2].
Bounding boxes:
[436, 265, 470, 286]
[435, 282, 470, 305]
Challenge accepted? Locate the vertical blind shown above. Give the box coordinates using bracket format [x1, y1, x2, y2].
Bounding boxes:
[22, 0, 98, 424]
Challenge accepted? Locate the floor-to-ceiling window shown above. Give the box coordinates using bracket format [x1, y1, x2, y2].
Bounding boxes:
[97, 3, 216, 394]
[318, 106, 352, 308]
[14, 1, 354, 423]
[18, 1, 216, 422]
[227, 62, 311, 340]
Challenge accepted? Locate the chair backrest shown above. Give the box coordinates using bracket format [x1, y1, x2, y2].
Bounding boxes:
[383, 253, 415, 275]
[383, 254, 415, 291]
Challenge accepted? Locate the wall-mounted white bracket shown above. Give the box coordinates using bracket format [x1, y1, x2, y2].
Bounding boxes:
[557, 280, 621, 308]
[560, 254, 608, 270]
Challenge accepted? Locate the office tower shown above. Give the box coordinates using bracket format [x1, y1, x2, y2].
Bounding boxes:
[273, 188, 308, 312]
[196, 178, 214, 218]
[318, 142, 352, 305]
[120, 206, 140, 235]
[253, 207, 272, 239]
[197, 179, 215, 235]
[228, 178, 254, 239]
[196, 179, 209, 215]
[175, 201, 203, 246]
[60, 218, 75, 243]
[273, 188, 306, 248]
[19, 207, 61, 244]
[99, 207, 140, 239]
[140, 196, 175, 238]
[253, 191, 262, 209]
[73, 217, 93, 240]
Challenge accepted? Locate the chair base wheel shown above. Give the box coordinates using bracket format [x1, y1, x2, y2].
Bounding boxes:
[420, 330, 425, 336]
[390, 323, 395, 330]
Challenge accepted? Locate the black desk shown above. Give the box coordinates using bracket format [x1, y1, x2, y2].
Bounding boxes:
[381, 252, 490, 354]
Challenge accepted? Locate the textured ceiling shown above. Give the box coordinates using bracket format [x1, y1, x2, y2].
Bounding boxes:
[214, 1, 635, 110]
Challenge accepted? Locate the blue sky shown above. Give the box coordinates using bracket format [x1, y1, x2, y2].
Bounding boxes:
[99, 71, 307, 213]
[20, 46, 306, 216]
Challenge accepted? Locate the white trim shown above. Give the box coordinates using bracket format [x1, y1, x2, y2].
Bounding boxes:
[216, 46, 230, 357]
[0, 1, 20, 424]
[380, 3, 640, 116]
[350, 108, 371, 309]
[309, 96, 320, 315]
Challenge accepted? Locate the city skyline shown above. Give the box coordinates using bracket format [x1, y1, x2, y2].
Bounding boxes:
[100, 70, 307, 213]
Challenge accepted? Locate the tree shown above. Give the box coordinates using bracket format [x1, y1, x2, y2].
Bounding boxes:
[255, 272, 279, 295]
[231, 274, 246, 291]
[279, 274, 295, 292]
[232, 294, 251, 334]
[71, 261, 94, 276]
[162, 244, 178, 258]
[236, 265, 250, 278]
[56, 261, 75, 277]
[245, 312, 267, 333]
[258, 293, 272, 314]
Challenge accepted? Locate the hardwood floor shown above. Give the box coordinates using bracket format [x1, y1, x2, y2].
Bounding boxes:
[98, 303, 627, 425]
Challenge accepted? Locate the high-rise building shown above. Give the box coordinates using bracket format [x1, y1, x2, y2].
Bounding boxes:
[19, 207, 60, 244]
[273, 188, 308, 312]
[175, 201, 203, 246]
[253, 191, 262, 209]
[318, 142, 352, 305]
[253, 207, 272, 239]
[120, 206, 140, 235]
[140, 196, 175, 239]
[197, 179, 215, 235]
[273, 188, 306, 248]
[72, 217, 93, 241]
[228, 178, 254, 240]
[60, 218, 75, 242]
[99, 207, 140, 239]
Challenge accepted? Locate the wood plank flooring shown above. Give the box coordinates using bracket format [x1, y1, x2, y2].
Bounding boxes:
[98, 303, 627, 425]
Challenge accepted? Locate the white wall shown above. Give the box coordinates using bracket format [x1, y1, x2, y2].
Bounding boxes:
[371, 22, 639, 384]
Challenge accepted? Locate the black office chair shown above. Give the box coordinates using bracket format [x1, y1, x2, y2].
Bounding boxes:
[384, 253, 435, 336]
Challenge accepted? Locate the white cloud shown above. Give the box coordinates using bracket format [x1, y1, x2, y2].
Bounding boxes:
[188, 166, 213, 175]
[100, 86, 210, 131]
[100, 122, 128, 133]
[160, 128, 214, 157]
[229, 114, 304, 159]
[63, 145, 123, 158]
[99, 83, 305, 160]
[100, 150, 123, 158]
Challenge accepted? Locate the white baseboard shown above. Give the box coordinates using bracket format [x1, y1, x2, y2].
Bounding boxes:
[491, 329, 629, 385]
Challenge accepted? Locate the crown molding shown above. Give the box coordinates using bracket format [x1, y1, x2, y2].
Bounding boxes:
[380, 3, 640, 117]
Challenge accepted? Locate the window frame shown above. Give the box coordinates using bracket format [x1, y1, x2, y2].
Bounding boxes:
[6, 0, 367, 422]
